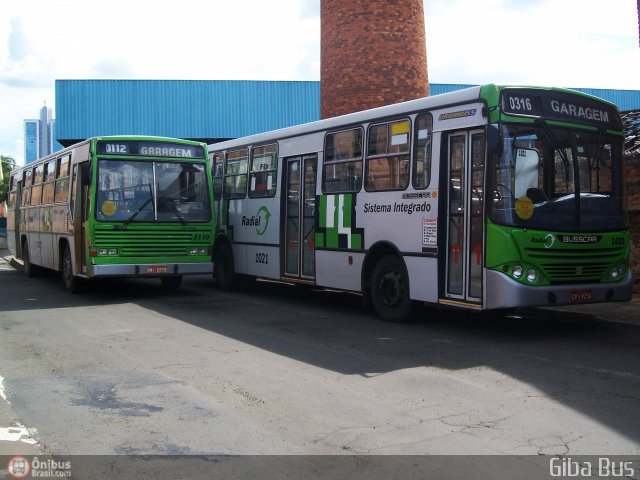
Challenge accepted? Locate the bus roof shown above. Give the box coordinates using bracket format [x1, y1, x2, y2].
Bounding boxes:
[208, 85, 483, 151]
[208, 84, 623, 152]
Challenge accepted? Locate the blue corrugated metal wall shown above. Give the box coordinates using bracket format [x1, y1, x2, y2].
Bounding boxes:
[56, 80, 321, 141]
[56, 80, 640, 143]
[568, 88, 640, 112]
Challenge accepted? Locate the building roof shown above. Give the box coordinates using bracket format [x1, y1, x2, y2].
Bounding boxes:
[55, 80, 321, 146]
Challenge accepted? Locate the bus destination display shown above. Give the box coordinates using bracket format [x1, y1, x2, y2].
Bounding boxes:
[501, 89, 621, 130]
[97, 140, 204, 159]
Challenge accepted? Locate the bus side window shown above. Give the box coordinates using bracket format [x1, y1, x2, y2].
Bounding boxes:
[30, 165, 43, 206]
[22, 169, 32, 206]
[249, 144, 278, 198]
[224, 148, 248, 199]
[412, 113, 433, 189]
[211, 153, 224, 199]
[42, 159, 56, 204]
[322, 128, 363, 193]
[365, 119, 410, 192]
[8, 174, 17, 208]
[55, 155, 70, 203]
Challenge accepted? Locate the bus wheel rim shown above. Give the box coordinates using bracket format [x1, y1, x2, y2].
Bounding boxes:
[378, 271, 404, 307]
[63, 252, 72, 280]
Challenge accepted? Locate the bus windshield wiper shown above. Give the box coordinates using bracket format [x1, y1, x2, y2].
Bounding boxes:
[123, 197, 153, 225]
[159, 197, 187, 224]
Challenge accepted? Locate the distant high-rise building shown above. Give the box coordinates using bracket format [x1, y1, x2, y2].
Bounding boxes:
[39, 103, 52, 158]
[24, 119, 39, 163]
[24, 103, 59, 164]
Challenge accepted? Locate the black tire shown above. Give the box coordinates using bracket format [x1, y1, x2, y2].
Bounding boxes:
[214, 243, 238, 291]
[370, 255, 413, 322]
[160, 275, 183, 290]
[22, 240, 37, 278]
[62, 244, 82, 293]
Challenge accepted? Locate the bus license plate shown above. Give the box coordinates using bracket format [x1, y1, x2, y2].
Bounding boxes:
[147, 265, 167, 274]
[570, 290, 592, 302]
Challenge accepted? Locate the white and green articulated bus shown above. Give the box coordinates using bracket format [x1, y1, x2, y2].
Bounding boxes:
[208, 84, 631, 321]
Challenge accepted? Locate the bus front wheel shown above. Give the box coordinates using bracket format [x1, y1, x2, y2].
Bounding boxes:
[370, 255, 413, 322]
[62, 244, 81, 294]
[22, 240, 37, 278]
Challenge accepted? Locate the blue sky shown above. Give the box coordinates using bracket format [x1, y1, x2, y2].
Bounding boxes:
[1, 0, 639, 164]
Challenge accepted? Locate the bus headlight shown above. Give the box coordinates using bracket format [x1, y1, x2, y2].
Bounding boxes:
[512, 265, 523, 279]
[527, 269, 538, 283]
[108, 248, 118, 256]
[611, 264, 626, 280]
[189, 247, 208, 255]
[98, 248, 108, 256]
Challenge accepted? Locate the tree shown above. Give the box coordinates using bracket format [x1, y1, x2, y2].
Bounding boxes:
[1, 155, 17, 203]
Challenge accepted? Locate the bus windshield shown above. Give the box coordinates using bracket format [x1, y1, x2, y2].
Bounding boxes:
[489, 123, 625, 232]
[96, 160, 211, 223]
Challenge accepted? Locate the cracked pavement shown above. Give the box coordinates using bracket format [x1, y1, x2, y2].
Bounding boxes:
[0, 252, 639, 457]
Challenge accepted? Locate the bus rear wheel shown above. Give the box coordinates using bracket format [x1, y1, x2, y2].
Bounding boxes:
[370, 255, 413, 322]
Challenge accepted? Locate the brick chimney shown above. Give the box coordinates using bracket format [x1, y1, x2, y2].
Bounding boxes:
[320, 0, 429, 119]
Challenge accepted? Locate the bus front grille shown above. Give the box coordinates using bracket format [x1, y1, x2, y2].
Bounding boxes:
[94, 229, 195, 257]
[524, 247, 624, 283]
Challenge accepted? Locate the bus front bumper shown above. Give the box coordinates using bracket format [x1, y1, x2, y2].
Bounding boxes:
[89, 262, 213, 278]
[485, 269, 633, 310]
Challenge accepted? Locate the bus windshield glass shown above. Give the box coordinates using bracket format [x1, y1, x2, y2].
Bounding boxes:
[489, 123, 625, 232]
[96, 160, 211, 223]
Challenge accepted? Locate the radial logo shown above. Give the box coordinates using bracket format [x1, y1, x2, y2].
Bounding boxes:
[531, 234, 555, 248]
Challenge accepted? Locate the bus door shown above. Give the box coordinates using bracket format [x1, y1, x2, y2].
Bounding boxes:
[71, 163, 88, 274]
[443, 130, 485, 305]
[283, 155, 317, 281]
[13, 180, 23, 258]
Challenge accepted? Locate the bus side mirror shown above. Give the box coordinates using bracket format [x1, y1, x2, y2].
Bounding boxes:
[487, 125, 501, 154]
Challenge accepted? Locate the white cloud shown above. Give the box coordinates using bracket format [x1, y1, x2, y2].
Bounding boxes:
[424, 0, 640, 89]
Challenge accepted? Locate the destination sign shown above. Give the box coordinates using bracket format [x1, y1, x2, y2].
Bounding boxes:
[501, 89, 621, 130]
[97, 140, 204, 159]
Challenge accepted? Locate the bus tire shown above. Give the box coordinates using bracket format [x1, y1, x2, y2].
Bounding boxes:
[214, 243, 238, 291]
[62, 244, 81, 294]
[22, 240, 38, 278]
[161, 276, 183, 290]
[370, 255, 413, 322]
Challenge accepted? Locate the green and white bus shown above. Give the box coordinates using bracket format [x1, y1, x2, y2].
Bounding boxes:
[7, 136, 215, 292]
[208, 85, 632, 321]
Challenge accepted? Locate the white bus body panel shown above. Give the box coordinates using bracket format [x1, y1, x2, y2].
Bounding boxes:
[405, 256, 439, 302]
[209, 88, 488, 302]
[315, 251, 364, 292]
